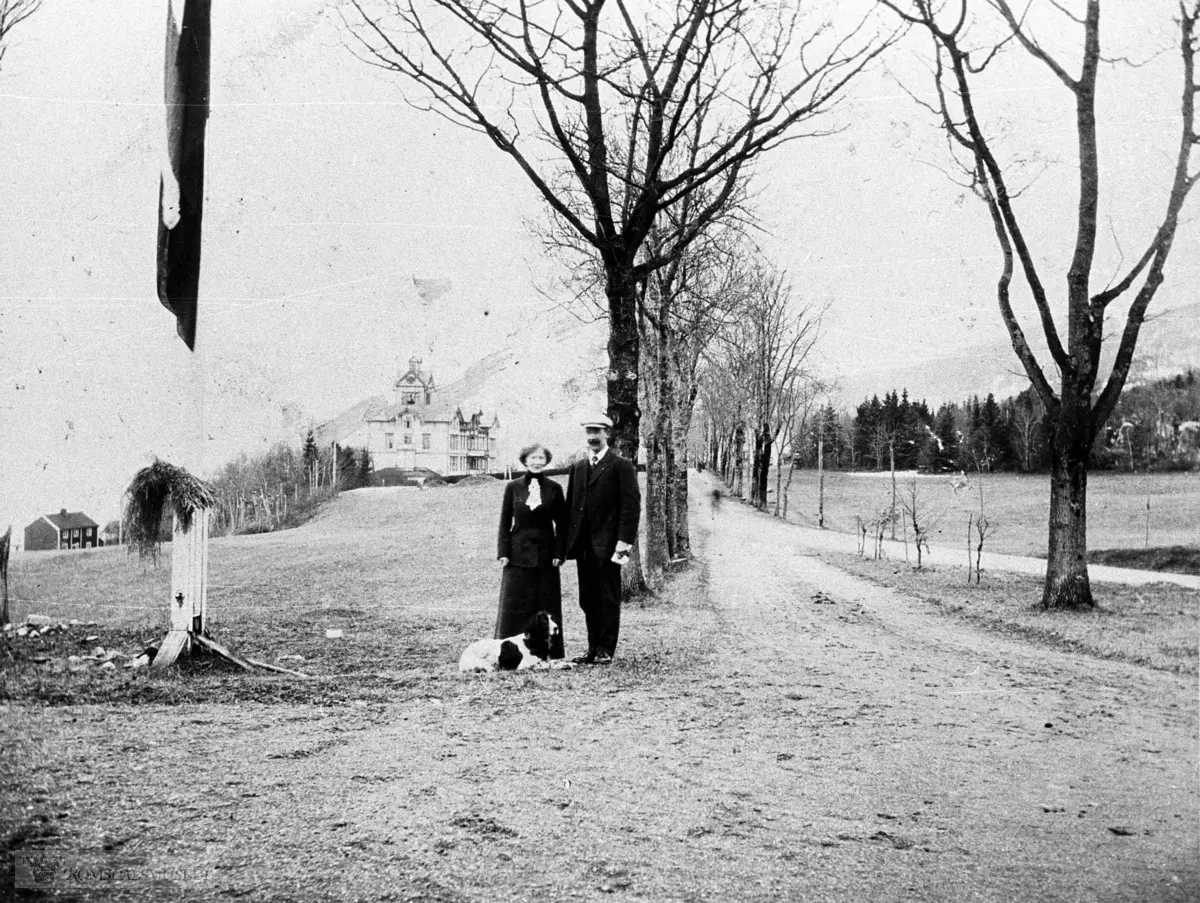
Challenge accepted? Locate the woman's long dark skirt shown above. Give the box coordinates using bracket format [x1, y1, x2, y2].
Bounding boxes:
[494, 565, 565, 659]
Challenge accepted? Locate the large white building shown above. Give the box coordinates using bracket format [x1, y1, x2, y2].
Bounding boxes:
[361, 359, 500, 475]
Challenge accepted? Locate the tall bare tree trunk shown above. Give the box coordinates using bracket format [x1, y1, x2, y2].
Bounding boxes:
[1043, 403, 1093, 608]
[773, 451, 784, 516]
[669, 380, 695, 558]
[609, 263, 645, 597]
[733, 424, 745, 498]
[751, 425, 772, 509]
[659, 328, 679, 561]
[643, 434, 668, 586]
[643, 403, 669, 587]
[606, 263, 641, 461]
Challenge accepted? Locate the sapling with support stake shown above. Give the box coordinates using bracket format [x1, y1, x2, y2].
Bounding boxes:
[901, 479, 940, 570]
[966, 480, 999, 585]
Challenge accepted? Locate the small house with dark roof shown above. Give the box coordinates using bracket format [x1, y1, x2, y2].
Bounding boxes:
[25, 509, 100, 552]
[363, 358, 500, 475]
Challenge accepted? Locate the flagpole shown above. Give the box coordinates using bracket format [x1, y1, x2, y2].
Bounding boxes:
[154, 0, 214, 668]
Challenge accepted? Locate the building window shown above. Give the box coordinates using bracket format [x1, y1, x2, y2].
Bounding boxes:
[404, 417, 412, 428]
[404, 394, 416, 405]
[404, 433, 412, 445]
[422, 434, 431, 450]
[385, 433, 394, 450]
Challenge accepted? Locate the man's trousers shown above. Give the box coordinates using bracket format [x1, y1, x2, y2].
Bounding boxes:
[576, 545, 622, 656]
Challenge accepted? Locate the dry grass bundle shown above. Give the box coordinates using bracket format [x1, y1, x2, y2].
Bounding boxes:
[123, 459, 216, 561]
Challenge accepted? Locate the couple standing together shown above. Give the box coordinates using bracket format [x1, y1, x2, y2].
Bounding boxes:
[495, 414, 640, 665]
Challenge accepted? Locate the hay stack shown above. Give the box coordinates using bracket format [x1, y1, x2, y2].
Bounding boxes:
[123, 459, 216, 560]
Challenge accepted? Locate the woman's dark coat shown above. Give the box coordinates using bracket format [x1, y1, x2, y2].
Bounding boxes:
[494, 474, 566, 656]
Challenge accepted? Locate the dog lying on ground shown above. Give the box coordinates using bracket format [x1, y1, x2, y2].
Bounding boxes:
[458, 611, 570, 673]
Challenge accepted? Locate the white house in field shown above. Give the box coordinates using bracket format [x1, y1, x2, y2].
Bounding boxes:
[360, 358, 500, 475]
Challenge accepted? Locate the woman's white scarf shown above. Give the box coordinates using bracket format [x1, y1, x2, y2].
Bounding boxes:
[526, 476, 542, 510]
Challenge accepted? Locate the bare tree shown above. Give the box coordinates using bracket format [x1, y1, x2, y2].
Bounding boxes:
[1009, 393, 1044, 473]
[882, 0, 1198, 609]
[901, 478, 941, 569]
[0, 0, 40, 72]
[696, 352, 749, 492]
[344, 0, 890, 460]
[775, 378, 822, 519]
[722, 265, 821, 510]
[640, 214, 748, 584]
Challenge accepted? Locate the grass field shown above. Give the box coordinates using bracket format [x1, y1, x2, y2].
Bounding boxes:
[771, 468, 1199, 558]
[3, 477, 1198, 901]
[2, 482, 539, 706]
[823, 552, 1198, 675]
[3, 474, 1195, 706]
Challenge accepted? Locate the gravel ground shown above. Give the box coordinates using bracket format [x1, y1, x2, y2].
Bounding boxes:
[2, 476, 1196, 902]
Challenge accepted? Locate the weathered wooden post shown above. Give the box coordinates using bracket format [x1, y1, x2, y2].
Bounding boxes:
[124, 460, 302, 676]
[1, 525, 12, 627]
[817, 430, 826, 529]
[154, 506, 211, 669]
[125, 460, 222, 669]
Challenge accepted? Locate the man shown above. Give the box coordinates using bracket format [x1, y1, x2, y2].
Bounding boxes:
[562, 414, 641, 664]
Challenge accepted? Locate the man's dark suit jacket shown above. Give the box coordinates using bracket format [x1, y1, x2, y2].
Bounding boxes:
[497, 475, 566, 568]
[563, 450, 640, 561]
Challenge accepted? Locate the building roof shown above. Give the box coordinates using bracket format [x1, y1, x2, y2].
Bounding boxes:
[395, 357, 435, 393]
[43, 510, 98, 530]
[366, 403, 497, 427]
[367, 402, 456, 424]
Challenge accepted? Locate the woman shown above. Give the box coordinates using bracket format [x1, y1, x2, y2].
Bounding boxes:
[495, 444, 566, 658]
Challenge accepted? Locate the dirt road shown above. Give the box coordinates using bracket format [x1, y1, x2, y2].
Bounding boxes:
[4, 479, 1197, 902]
[698, 481, 1198, 901]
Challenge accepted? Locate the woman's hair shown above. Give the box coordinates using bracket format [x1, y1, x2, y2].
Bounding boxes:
[518, 443, 553, 465]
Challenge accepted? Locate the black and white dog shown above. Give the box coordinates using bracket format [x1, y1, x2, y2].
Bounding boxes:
[458, 611, 568, 673]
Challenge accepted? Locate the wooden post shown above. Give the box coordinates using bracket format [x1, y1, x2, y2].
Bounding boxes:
[152, 507, 210, 670]
[1, 525, 11, 627]
[817, 430, 825, 529]
[889, 439, 897, 540]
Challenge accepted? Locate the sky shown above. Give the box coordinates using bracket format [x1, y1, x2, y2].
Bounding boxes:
[1, 0, 1196, 535]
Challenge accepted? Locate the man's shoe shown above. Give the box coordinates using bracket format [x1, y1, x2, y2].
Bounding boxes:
[571, 651, 596, 665]
[593, 652, 613, 665]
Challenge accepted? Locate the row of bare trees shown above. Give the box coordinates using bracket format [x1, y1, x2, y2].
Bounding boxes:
[694, 263, 823, 517]
[9, 1, 1191, 610]
[208, 440, 370, 536]
[344, 0, 890, 594]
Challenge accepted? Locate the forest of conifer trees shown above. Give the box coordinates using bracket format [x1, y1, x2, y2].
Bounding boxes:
[788, 370, 1200, 475]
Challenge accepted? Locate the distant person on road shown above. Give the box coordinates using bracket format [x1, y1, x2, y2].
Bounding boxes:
[495, 443, 566, 659]
[563, 414, 641, 665]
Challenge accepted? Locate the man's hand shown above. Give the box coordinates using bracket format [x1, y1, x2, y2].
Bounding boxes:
[614, 541, 632, 554]
[498, 557, 509, 567]
[552, 558, 561, 567]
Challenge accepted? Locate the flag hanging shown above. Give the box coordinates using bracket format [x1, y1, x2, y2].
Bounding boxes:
[157, 0, 211, 351]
